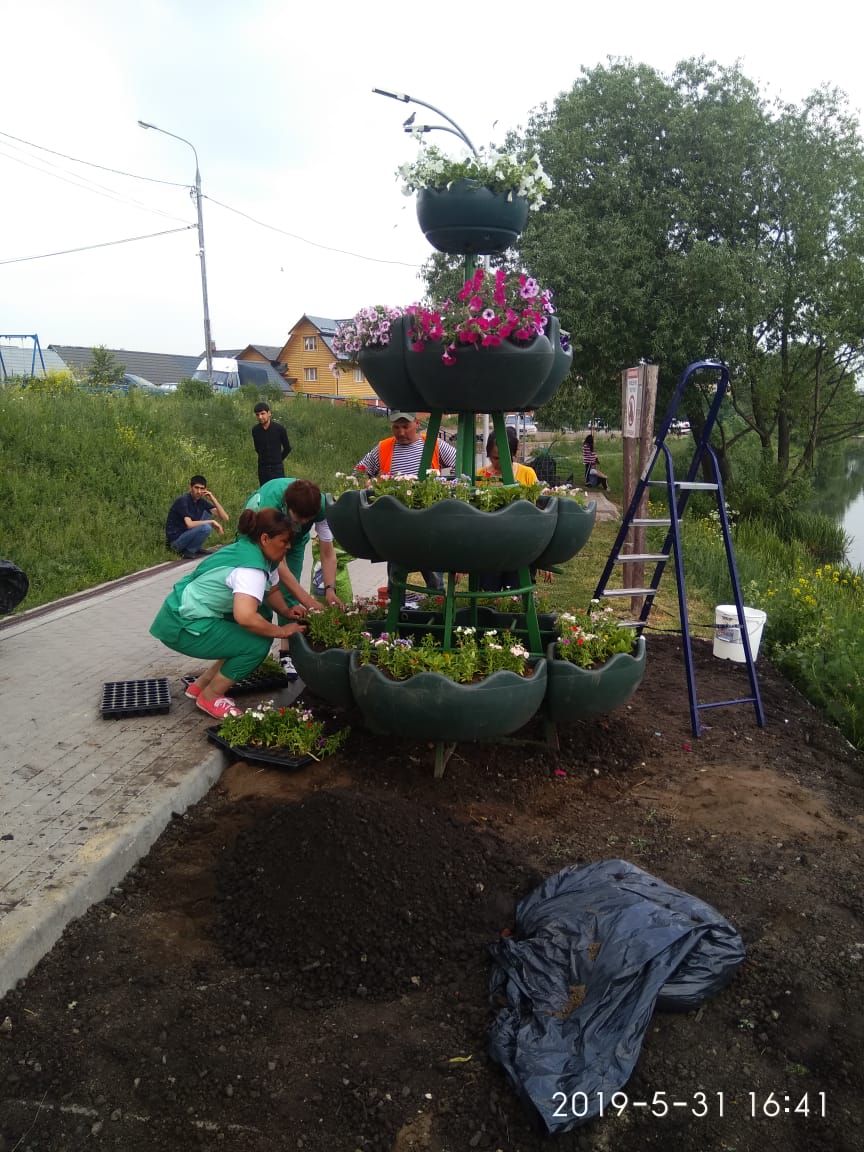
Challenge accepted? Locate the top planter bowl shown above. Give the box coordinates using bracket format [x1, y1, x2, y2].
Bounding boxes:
[416, 181, 529, 255]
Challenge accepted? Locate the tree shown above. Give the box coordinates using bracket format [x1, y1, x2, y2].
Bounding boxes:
[86, 346, 126, 389]
[428, 59, 864, 491]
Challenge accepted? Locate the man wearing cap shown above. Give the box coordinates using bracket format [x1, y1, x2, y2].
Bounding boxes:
[355, 411, 457, 592]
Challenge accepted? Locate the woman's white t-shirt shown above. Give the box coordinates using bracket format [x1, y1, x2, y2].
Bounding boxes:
[225, 567, 280, 600]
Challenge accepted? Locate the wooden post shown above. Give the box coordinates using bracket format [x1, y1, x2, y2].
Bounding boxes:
[620, 364, 658, 615]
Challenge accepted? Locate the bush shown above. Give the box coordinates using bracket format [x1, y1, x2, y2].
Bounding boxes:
[177, 377, 212, 400]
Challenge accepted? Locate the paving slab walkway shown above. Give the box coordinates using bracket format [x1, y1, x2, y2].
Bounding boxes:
[0, 553, 388, 998]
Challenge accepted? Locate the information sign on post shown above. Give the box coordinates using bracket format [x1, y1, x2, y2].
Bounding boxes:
[623, 366, 643, 439]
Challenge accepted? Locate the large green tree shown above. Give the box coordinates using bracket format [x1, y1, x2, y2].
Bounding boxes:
[423, 60, 864, 488]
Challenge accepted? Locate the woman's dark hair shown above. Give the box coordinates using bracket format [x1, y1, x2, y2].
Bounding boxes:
[583, 434, 594, 449]
[486, 428, 519, 458]
[237, 507, 293, 542]
[282, 479, 322, 520]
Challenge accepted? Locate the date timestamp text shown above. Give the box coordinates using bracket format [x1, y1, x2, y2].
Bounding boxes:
[551, 1090, 827, 1120]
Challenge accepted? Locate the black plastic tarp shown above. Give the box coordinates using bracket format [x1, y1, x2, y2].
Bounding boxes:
[487, 859, 745, 1133]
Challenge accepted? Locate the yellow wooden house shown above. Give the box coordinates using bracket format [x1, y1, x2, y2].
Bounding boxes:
[277, 316, 385, 406]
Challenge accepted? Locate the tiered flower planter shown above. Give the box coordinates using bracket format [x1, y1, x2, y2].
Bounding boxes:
[316, 158, 645, 761]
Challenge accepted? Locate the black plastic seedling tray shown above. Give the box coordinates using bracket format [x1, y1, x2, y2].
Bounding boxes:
[182, 669, 294, 696]
[101, 678, 171, 719]
[205, 726, 313, 771]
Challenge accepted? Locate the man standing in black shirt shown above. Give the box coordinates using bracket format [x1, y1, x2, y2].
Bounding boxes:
[252, 402, 291, 486]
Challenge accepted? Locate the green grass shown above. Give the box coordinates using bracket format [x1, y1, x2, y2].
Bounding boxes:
[0, 387, 380, 608]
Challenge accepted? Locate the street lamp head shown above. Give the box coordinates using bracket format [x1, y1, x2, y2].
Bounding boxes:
[137, 120, 155, 130]
[372, 87, 410, 102]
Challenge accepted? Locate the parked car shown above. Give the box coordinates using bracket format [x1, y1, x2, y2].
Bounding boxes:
[670, 419, 691, 434]
[192, 356, 286, 394]
[505, 414, 538, 436]
[123, 373, 165, 394]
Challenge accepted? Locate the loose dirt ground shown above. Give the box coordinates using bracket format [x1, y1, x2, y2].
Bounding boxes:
[1, 637, 863, 1152]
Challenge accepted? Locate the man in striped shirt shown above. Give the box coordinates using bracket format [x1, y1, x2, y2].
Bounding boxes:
[356, 412, 457, 479]
[355, 412, 457, 592]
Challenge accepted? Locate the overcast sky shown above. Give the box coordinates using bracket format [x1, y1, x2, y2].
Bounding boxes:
[3, 0, 864, 365]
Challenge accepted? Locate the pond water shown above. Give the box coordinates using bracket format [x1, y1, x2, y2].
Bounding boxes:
[811, 441, 864, 569]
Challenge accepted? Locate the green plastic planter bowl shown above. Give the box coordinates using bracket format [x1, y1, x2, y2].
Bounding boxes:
[360, 493, 557, 573]
[289, 631, 355, 708]
[544, 635, 647, 721]
[349, 651, 548, 741]
[416, 181, 529, 255]
[325, 492, 384, 563]
[527, 318, 573, 409]
[357, 316, 426, 412]
[533, 498, 597, 568]
[405, 332, 553, 413]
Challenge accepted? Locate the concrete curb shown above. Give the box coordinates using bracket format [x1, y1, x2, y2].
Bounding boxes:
[0, 748, 227, 999]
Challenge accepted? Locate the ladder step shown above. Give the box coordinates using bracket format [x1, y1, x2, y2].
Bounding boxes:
[675, 481, 719, 490]
[615, 553, 669, 563]
[696, 697, 759, 712]
[632, 518, 672, 526]
[599, 587, 658, 597]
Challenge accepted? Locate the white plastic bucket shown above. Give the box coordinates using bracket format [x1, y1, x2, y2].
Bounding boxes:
[713, 604, 767, 662]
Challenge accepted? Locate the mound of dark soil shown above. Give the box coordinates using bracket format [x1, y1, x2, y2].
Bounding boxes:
[1, 637, 863, 1152]
[217, 791, 535, 1002]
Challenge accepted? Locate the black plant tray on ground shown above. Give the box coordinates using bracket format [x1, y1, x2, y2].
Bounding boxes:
[101, 678, 171, 719]
[182, 669, 293, 696]
[205, 726, 313, 771]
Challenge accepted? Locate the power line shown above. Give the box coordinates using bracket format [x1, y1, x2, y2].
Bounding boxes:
[0, 128, 188, 186]
[204, 194, 422, 268]
[0, 225, 196, 266]
[0, 144, 193, 225]
[0, 126, 423, 272]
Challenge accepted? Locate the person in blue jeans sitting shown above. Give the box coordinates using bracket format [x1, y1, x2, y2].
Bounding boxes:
[165, 475, 229, 559]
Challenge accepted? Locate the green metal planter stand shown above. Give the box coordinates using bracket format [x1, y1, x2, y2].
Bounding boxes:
[375, 244, 551, 773]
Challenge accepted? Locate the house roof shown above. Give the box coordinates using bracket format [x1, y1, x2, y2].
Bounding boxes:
[243, 344, 283, 361]
[48, 346, 200, 386]
[303, 315, 341, 336]
[287, 315, 352, 361]
[0, 343, 67, 379]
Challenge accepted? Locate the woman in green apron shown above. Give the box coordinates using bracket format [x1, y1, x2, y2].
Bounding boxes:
[150, 507, 307, 719]
[245, 477, 345, 675]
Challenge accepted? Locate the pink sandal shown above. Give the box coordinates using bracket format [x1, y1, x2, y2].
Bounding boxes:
[196, 695, 242, 720]
[185, 682, 202, 700]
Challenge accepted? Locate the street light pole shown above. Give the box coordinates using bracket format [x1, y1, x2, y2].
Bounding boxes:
[372, 88, 478, 156]
[138, 120, 213, 386]
[375, 89, 489, 457]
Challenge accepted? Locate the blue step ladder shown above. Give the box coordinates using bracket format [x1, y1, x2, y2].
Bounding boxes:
[593, 359, 765, 737]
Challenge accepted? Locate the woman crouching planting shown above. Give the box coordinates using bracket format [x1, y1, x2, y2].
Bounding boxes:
[150, 507, 308, 719]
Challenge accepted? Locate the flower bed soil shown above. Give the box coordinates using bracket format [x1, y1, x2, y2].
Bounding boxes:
[2, 636, 863, 1152]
